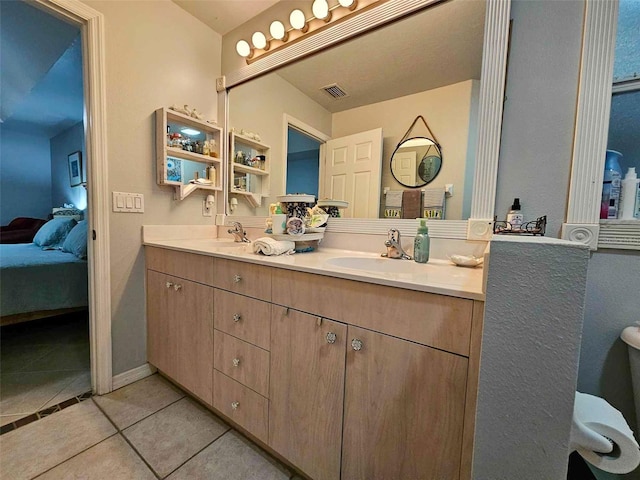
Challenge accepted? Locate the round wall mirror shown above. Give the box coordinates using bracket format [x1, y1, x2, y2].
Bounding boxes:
[390, 136, 442, 188]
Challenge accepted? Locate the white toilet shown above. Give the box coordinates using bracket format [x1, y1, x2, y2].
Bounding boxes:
[621, 326, 640, 433]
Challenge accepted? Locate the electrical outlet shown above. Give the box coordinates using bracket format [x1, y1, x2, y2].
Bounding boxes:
[202, 198, 213, 217]
[216, 76, 226, 92]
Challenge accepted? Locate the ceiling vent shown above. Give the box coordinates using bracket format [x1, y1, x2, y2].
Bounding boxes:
[321, 83, 349, 99]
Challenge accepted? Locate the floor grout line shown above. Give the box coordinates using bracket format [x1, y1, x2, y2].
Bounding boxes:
[160, 427, 233, 479]
[90, 398, 162, 480]
[29, 433, 120, 480]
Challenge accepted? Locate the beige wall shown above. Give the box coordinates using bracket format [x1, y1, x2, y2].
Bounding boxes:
[332, 80, 479, 220]
[83, 0, 222, 375]
[228, 72, 332, 216]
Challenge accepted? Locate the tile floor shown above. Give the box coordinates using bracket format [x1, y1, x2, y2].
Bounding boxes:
[0, 312, 91, 429]
[0, 374, 303, 480]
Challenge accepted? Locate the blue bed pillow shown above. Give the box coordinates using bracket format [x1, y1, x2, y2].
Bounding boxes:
[62, 220, 88, 259]
[33, 217, 77, 250]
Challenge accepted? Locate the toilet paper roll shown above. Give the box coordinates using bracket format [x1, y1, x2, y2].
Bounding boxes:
[571, 392, 640, 474]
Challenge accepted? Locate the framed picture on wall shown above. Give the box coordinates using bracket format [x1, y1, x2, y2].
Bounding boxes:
[68, 151, 83, 187]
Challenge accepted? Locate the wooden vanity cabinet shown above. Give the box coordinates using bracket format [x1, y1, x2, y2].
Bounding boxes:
[145, 249, 482, 480]
[269, 306, 347, 480]
[342, 325, 467, 480]
[146, 249, 214, 404]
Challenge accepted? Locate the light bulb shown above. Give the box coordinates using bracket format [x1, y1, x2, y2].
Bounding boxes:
[290, 9, 307, 31]
[312, 0, 330, 20]
[338, 0, 357, 9]
[270, 20, 287, 41]
[252, 31, 268, 50]
[236, 40, 252, 58]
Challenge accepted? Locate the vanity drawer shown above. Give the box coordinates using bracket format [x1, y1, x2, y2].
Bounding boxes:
[214, 330, 270, 397]
[214, 290, 271, 350]
[213, 370, 268, 443]
[271, 269, 473, 356]
[213, 258, 272, 301]
[146, 246, 214, 286]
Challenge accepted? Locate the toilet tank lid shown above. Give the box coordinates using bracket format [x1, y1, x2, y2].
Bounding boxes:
[621, 326, 640, 350]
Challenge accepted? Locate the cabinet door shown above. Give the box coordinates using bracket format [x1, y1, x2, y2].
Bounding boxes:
[269, 307, 346, 480]
[147, 270, 177, 378]
[342, 326, 468, 480]
[174, 278, 213, 404]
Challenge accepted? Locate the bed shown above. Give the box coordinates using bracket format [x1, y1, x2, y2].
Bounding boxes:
[0, 243, 88, 325]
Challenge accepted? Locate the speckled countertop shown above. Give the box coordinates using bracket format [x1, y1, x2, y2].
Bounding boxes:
[143, 238, 485, 301]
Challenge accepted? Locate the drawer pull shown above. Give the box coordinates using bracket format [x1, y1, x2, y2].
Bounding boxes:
[326, 332, 337, 344]
[173, 283, 182, 291]
[231, 401, 240, 410]
[233, 274, 242, 283]
[351, 338, 363, 351]
[233, 313, 242, 323]
[165, 281, 173, 289]
[232, 358, 241, 367]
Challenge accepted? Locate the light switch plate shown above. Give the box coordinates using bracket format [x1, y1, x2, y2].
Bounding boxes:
[113, 192, 144, 213]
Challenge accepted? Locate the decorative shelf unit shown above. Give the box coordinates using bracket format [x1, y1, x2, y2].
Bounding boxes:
[156, 107, 223, 200]
[229, 132, 270, 207]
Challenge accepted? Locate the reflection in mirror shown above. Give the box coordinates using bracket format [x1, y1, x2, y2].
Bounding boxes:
[227, 0, 485, 219]
[391, 137, 443, 188]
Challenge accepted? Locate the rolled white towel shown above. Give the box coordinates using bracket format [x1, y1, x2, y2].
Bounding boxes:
[253, 237, 295, 256]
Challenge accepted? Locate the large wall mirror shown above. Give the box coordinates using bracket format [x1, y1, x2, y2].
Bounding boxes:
[223, 0, 510, 239]
[563, 0, 640, 250]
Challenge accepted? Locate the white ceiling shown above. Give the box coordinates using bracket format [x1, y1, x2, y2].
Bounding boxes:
[172, 0, 283, 35]
[275, 0, 486, 113]
[0, 0, 81, 132]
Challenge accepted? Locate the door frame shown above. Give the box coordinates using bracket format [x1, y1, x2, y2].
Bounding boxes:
[282, 114, 330, 198]
[33, 0, 112, 394]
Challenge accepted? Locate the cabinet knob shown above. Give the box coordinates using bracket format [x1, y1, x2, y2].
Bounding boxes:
[165, 281, 173, 289]
[326, 332, 337, 344]
[231, 401, 240, 410]
[173, 283, 182, 291]
[233, 313, 242, 323]
[232, 358, 241, 367]
[233, 274, 242, 283]
[351, 338, 363, 351]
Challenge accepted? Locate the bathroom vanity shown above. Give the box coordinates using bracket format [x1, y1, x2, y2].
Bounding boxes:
[144, 240, 484, 480]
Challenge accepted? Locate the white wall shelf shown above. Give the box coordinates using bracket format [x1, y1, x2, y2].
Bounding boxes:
[229, 131, 270, 207]
[156, 107, 223, 200]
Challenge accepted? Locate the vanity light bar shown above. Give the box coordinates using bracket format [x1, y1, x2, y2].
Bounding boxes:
[236, 0, 383, 65]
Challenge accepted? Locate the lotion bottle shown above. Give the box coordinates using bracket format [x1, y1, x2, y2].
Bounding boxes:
[620, 167, 638, 220]
[506, 198, 523, 230]
[413, 219, 430, 263]
[271, 205, 287, 235]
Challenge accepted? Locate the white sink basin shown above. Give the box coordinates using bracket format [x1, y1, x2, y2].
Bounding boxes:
[325, 256, 421, 274]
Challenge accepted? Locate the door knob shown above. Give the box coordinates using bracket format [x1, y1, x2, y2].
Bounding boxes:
[351, 338, 363, 351]
[233, 274, 242, 283]
[231, 401, 239, 410]
[326, 332, 337, 344]
[233, 313, 242, 323]
[232, 358, 241, 367]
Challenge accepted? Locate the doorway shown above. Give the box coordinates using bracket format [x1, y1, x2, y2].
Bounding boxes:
[286, 126, 322, 198]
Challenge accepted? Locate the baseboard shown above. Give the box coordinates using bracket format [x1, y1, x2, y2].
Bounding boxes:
[111, 363, 157, 391]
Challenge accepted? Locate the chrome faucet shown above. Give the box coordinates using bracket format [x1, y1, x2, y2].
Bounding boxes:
[228, 221, 250, 243]
[381, 228, 412, 260]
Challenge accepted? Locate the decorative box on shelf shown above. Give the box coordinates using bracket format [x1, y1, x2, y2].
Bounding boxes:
[156, 107, 223, 200]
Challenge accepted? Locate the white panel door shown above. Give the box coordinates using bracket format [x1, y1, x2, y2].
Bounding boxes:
[392, 151, 417, 186]
[322, 128, 383, 218]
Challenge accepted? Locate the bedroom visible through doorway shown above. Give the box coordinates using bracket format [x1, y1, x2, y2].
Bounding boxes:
[0, 0, 91, 428]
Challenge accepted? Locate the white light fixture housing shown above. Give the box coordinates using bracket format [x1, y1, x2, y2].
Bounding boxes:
[269, 20, 288, 41]
[180, 128, 201, 136]
[235, 40, 253, 58]
[338, 0, 358, 10]
[312, 0, 331, 21]
[290, 9, 309, 32]
[251, 31, 269, 50]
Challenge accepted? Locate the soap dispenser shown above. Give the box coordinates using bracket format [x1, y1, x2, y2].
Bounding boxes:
[414, 220, 430, 264]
